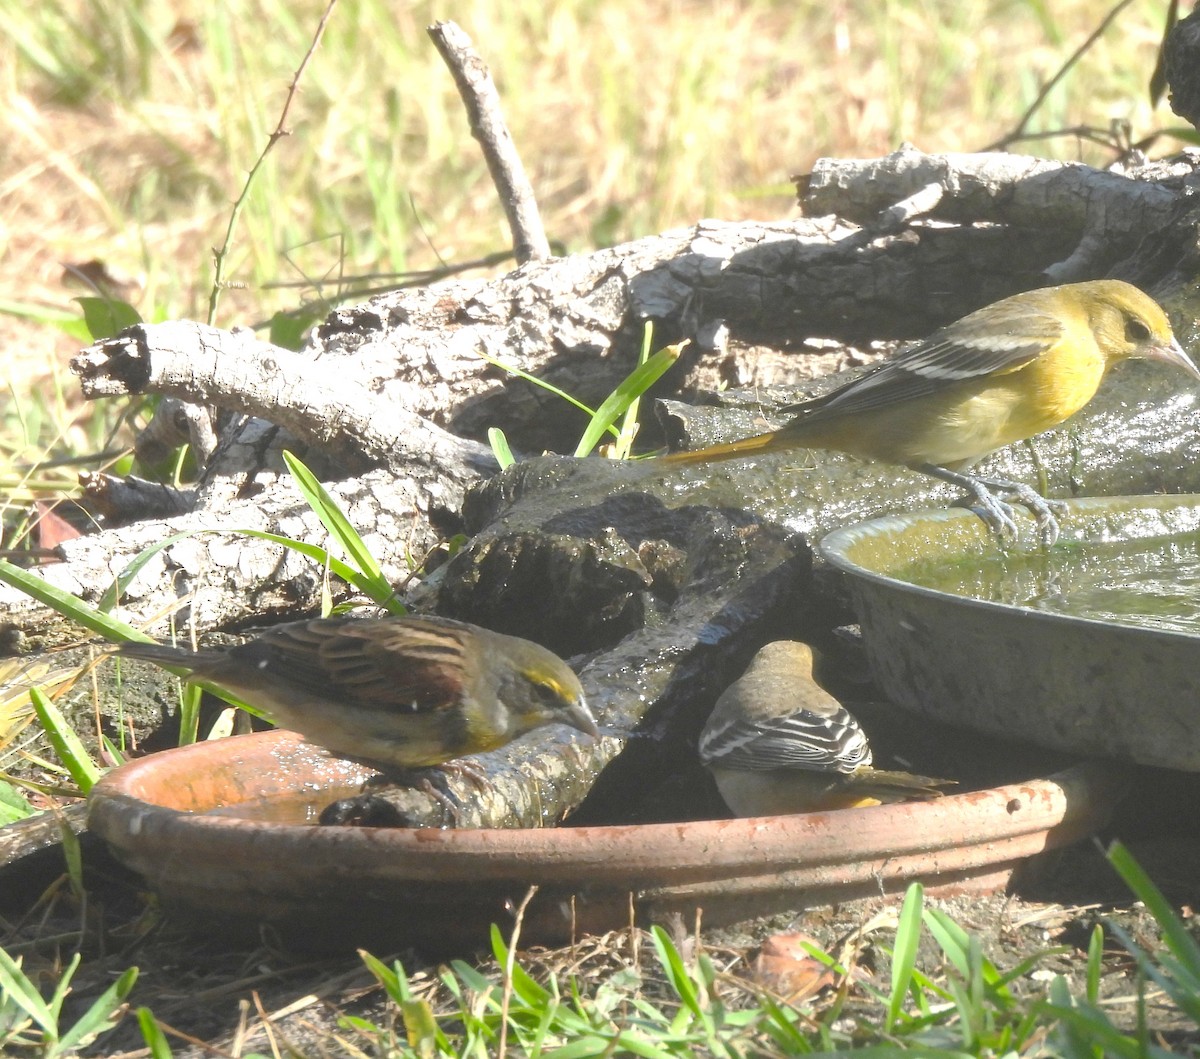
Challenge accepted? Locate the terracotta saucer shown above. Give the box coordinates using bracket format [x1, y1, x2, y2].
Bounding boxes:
[87, 730, 1125, 953]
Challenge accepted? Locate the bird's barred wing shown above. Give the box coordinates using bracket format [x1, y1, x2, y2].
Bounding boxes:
[230, 616, 469, 715]
[785, 302, 1065, 420]
[699, 706, 871, 774]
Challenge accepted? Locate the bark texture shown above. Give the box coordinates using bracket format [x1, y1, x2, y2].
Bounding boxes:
[4, 147, 1198, 828]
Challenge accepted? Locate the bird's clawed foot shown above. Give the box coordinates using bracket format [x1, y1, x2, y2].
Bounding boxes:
[969, 475, 1067, 547]
[917, 464, 1065, 547]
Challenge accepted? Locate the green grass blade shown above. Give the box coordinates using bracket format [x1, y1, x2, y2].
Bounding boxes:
[0, 300, 92, 341]
[611, 322, 656, 460]
[1046, 998, 1162, 1059]
[0, 947, 55, 1035]
[176, 682, 203, 745]
[1086, 924, 1104, 1005]
[60, 811, 85, 899]
[923, 906, 971, 977]
[887, 882, 924, 1031]
[280, 452, 404, 611]
[474, 349, 601, 423]
[232, 528, 400, 609]
[56, 965, 138, 1053]
[489, 923, 551, 1007]
[29, 687, 101, 792]
[136, 1007, 174, 1059]
[649, 925, 703, 1022]
[994, 944, 1072, 990]
[100, 521, 399, 616]
[488, 427, 515, 469]
[97, 530, 210, 613]
[282, 450, 384, 582]
[1107, 840, 1200, 978]
[574, 346, 679, 458]
[926, 906, 1010, 1007]
[0, 781, 33, 825]
[1104, 919, 1200, 1023]
[0, 558, 150, 642]
[358, 951, 403, 1002]
[2, 543, 268, 736]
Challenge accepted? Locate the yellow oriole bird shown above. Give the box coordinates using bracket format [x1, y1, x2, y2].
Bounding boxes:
[663, 280, 1200, 544]
[119, 615, 598, 772]
[699, 641, 954, 814]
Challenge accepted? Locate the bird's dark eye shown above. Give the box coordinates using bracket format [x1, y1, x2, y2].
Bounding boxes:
[1126, 317, 1152, 344]
[531, 678, 566, 706]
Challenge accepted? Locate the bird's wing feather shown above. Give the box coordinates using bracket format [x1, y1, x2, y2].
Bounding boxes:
[699, 707, 871, 773]
[784, 302, 1065, 420]
[231, 617, 468, 715]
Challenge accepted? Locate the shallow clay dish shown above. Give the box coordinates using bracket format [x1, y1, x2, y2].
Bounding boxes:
[88, 730, 1125, 953]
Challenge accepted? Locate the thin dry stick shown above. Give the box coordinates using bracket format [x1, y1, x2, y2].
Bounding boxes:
[136, 1015, 238, 1058]
[251, 990, 282, 1059]
[231, 998, 250, 1057]
[629, 890, 641, 974]
[207, 0, 339, 325]
[499, 885, 539, 1059]
[981, 0, 1140, 152]
[428, 20, 551, 264]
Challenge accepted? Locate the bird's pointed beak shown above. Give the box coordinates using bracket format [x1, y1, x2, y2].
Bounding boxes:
[564, 698, 601, 738]
[1148, 337, 1200, 382]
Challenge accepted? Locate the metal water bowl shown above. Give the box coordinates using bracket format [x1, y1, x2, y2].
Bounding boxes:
[820, 494, 1200, 770]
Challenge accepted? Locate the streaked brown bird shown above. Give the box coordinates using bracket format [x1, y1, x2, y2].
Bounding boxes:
[663, 280, 1200, 545]
[119, 614, 598, 772]
[699, 641, 953, 814]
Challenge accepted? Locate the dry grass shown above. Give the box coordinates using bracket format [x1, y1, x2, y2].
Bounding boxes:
[0, 0, 1183, 568]
[0, 1, 1181, 357]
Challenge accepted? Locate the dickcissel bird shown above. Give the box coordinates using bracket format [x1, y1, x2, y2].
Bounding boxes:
[120, 614, 598, 772]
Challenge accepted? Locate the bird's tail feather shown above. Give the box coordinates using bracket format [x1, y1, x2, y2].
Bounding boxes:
[659, 430, 784, 466]
[118, 641, 219, 671]
[855, 768, 956, 802]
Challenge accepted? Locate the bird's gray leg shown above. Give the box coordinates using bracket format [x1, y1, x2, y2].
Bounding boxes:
[915, 464, 1063, 546]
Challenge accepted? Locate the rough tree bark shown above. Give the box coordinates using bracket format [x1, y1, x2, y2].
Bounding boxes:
[26, 146, 1197, 639]
[4, 147, 1199, 828]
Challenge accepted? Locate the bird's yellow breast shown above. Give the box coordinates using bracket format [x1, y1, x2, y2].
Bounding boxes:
[995, 334, 1108, 440]
[797, 337, 1109, 468]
